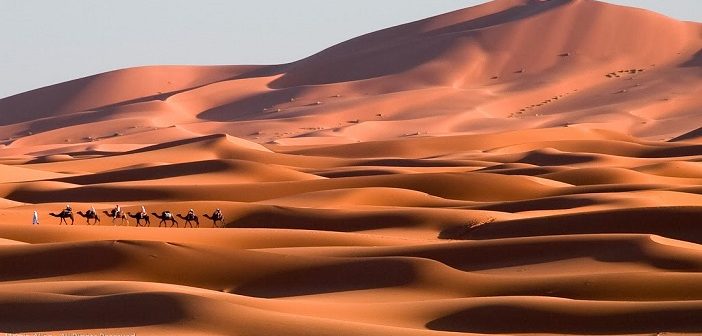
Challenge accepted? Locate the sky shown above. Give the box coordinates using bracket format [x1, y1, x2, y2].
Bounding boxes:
[0, 0, 700, 99]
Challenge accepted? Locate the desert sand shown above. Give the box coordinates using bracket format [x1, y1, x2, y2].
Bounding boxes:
[1, 0, 702, 334]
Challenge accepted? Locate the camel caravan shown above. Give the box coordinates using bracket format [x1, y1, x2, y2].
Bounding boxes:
[49, 205, 225, 228]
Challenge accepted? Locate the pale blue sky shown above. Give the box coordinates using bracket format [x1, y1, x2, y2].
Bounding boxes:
[0, 0, 699, 98]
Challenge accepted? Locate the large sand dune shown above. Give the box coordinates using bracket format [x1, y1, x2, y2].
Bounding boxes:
[1, 0, 702, 334]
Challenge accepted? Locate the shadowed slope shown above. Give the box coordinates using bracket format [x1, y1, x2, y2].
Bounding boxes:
[0, 0, 702, 335]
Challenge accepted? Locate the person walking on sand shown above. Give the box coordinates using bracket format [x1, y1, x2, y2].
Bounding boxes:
[32, 210, 39, 225]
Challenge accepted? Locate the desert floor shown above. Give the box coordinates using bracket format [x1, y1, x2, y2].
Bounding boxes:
[2, 0, 702, 334]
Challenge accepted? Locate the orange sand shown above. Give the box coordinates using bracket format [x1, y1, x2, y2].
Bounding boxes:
[1, 0, 702, 334]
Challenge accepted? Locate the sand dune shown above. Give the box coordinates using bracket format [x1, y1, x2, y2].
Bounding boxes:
[1, 0, 702, 334]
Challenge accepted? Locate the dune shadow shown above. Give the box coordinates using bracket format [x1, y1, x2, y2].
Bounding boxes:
[6, 185, 170, 204]
[425, 0, 570, 37]
[85, 65, 288, 114]
[317, 169, 400, 178]
[472, 196, 598, 213]
[90, 65, 289, 121]
[670, 127, 702, 142]
[426, 304, 702, 334]
[681, 48, 702, 67]
[475, 166, 560, 176]
[269, 34, 451, 88]
[422, 236, 699, 272]
[0, 293, 186, 333]
[447, 206, 702, 244]
[0, 75, 98, 126]
[0, 242, 125, 281]
[517, 151, 595, 166]
[229, 208, 421, 232]
[358, 158, 468, 167]
[643, 144, 702, 158]
[269, 0, 569, 88]
[196, 87, 307, 122]
[121, 133, 227, 154]
[53, 160, 234, 185]
[235, 259, 416, 298]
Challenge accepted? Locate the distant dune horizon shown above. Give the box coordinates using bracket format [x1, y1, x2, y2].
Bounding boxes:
[1, 0, 700, 100]
[2, 0, 702, 334]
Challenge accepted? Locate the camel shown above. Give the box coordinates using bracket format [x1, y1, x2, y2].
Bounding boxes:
[49, 210, 74, 225]
[176, 213, 199, 228]
[203, 211, 224, 228]
[76, 210, 100, 225]
[127, 212, 150, 227]
[102, 210, 128, 226]
[152, 212, 178, 228]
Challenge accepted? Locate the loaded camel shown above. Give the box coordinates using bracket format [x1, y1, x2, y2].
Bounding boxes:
[102, 209, 128, 226]
[152, 211, 178, 228]
[127, 212, 150, 227]
[76, 210, 100, 225]
[49, 210, 74, 225]
[203, 210, 224, 228]
[176, 213, 199, 228]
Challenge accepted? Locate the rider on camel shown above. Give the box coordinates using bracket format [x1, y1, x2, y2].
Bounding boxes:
[113, 204, 121, 219]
